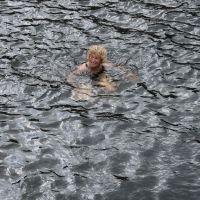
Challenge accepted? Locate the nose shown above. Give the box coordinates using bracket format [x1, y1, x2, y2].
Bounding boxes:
[91, 57, 97, 62]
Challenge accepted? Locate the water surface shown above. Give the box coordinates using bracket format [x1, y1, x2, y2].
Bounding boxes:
[0, 0, 200, 200]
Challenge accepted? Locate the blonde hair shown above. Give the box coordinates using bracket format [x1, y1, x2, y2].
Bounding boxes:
[87, 45, 107, 63]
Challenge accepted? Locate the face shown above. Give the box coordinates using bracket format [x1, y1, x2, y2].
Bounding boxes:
[88, 54, 102, 69]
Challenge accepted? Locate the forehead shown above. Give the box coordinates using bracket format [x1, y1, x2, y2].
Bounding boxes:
[89, 53, 101, 58]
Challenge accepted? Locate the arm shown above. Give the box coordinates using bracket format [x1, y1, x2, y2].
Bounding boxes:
[97, 73, 117, 92]
[112, 63, 140, 81]
[66, 70, 78, 87]
[66, 64, 86, 87]
[67, 64, 94, 99]
[103, 61, 139, 81]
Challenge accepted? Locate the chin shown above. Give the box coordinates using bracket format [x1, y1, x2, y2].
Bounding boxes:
[91, 65, 98, 69]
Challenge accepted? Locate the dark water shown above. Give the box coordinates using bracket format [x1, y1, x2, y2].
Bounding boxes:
[1, 0, 200, 199]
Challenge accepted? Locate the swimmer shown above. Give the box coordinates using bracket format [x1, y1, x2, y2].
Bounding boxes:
[66, 45, 139, 100]
[67, 45, 117, 95]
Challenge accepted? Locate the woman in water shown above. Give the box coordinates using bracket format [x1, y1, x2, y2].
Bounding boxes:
[67, 45, 139, 99]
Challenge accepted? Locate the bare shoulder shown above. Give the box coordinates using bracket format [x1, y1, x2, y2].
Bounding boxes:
[79, 63, 87, 70]
[72, 63, 87, 75]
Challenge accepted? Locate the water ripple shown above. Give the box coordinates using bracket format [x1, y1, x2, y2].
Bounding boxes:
[0, 0, 200, 200]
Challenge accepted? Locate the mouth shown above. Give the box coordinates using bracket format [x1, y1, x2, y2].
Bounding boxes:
[90, 62, 98, 67]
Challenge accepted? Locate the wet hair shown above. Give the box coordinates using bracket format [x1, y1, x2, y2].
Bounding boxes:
[87, 45, 107, 63]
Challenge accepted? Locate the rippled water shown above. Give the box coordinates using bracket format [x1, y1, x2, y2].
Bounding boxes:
[1, 0, 200, 199]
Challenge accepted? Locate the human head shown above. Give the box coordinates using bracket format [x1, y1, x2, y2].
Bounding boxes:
[87, 45, 107, 63]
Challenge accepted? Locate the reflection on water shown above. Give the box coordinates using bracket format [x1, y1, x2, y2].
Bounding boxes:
[0, 0, 200, 199]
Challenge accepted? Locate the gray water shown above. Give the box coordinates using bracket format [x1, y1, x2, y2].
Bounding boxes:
[1, 0, 200, 200]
